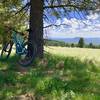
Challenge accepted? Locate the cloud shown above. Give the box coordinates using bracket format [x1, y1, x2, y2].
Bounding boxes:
[87, 13, 99, 20]
[44, 12, 100, 38]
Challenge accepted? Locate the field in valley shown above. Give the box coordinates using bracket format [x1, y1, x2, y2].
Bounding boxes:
[45, 46, 100, 62]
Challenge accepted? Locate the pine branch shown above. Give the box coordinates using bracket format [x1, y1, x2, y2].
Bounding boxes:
[44, 4, 81, 9]
[15, 2, 30, 15]
[44, 4, 91, 10]
[43, 24, 68, 28]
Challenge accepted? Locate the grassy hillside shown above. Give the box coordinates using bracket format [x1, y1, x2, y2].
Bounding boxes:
[0, 47, 100, 100]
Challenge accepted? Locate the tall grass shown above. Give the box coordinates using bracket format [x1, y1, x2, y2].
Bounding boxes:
[0, 47, 100, 100]
[45, 46, 100, 62]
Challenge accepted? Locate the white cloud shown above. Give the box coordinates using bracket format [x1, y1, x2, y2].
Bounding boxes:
[56, 19, 62, 24]
[44, 12, 100, 38]
[87, 13, 99, 20]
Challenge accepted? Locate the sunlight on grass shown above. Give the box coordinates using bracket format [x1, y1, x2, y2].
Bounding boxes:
[45, 46, 100, 62]
[0, 46, 100, 99]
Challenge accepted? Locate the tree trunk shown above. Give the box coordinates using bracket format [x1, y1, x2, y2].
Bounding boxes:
[28, 0, 44, 58]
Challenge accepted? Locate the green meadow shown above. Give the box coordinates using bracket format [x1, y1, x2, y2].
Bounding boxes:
[0, 46, 100, 100]
[45, 46, 100, 61]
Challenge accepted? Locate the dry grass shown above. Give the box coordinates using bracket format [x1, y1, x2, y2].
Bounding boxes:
[45, 46, 100, 61]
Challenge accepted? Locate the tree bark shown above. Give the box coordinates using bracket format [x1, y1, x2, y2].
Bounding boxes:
[28, 0, 44, 58]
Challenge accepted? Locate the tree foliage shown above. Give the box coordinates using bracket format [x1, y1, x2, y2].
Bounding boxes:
[0, 0, 100, 29]
[0, 0, 100, 35]
[0, 0, 29, 44]
[0, 0, 100, 58]
[44, 0, 100, 21]
[78, 37, 85, 48]
[0, 0, 28, 30]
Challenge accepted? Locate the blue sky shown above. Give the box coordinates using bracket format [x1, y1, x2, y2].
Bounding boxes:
[44, 11, 100, 38]
[23, 0, 100, 38]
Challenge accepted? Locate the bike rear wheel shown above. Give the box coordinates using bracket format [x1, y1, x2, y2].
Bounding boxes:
[0, 42, 13, 60]
[18, 42, 37, 66]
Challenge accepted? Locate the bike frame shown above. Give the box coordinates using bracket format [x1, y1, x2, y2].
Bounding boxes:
[11, 31, 27, 55]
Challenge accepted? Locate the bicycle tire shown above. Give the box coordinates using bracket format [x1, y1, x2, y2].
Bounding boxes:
[18, 42, 37, 67]
[0, 42, 13, 60]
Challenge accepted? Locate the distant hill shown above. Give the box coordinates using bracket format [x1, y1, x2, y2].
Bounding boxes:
[44, 39, 66, 46]
[49, 38, 100, 45]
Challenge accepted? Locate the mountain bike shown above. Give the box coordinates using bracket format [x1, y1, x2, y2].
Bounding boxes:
[0, 29, 37, 66]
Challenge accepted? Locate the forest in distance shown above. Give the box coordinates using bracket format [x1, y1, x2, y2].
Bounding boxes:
[45, 37, 100, 49]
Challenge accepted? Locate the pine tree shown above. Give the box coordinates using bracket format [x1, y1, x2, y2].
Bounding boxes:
[78, 37, 85, 48]
[0, 0, 100, 61]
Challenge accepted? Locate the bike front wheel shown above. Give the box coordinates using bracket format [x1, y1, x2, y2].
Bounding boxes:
[0, 42, 13, 60]
[18, 42, 37, 67]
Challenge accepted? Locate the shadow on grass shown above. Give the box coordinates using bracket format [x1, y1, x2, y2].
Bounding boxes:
[0, 55, 19, 70]
[0, 54, 100, 99]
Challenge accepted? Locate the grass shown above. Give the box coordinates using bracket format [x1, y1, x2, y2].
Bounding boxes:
[45, 46, 100, 61]
[0, 46, 100, 100]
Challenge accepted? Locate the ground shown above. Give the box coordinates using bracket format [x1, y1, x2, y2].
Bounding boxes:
[0, 46, 100, 100]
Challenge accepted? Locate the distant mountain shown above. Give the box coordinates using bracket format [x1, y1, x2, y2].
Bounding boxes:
[49, 38, 100, 45]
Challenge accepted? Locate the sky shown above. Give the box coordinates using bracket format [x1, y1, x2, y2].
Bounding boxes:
[23, 0, 100, 38]
[44, 11, 100, 38]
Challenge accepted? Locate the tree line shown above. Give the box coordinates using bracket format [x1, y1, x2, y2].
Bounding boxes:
[45, 38, 100, 49]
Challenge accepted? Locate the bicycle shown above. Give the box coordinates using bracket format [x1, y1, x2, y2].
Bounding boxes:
[0, 29, 37, 66]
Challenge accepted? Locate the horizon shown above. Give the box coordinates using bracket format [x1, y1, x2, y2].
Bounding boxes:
[47, 37, 100, 39]
[46, 37, 100, 45]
